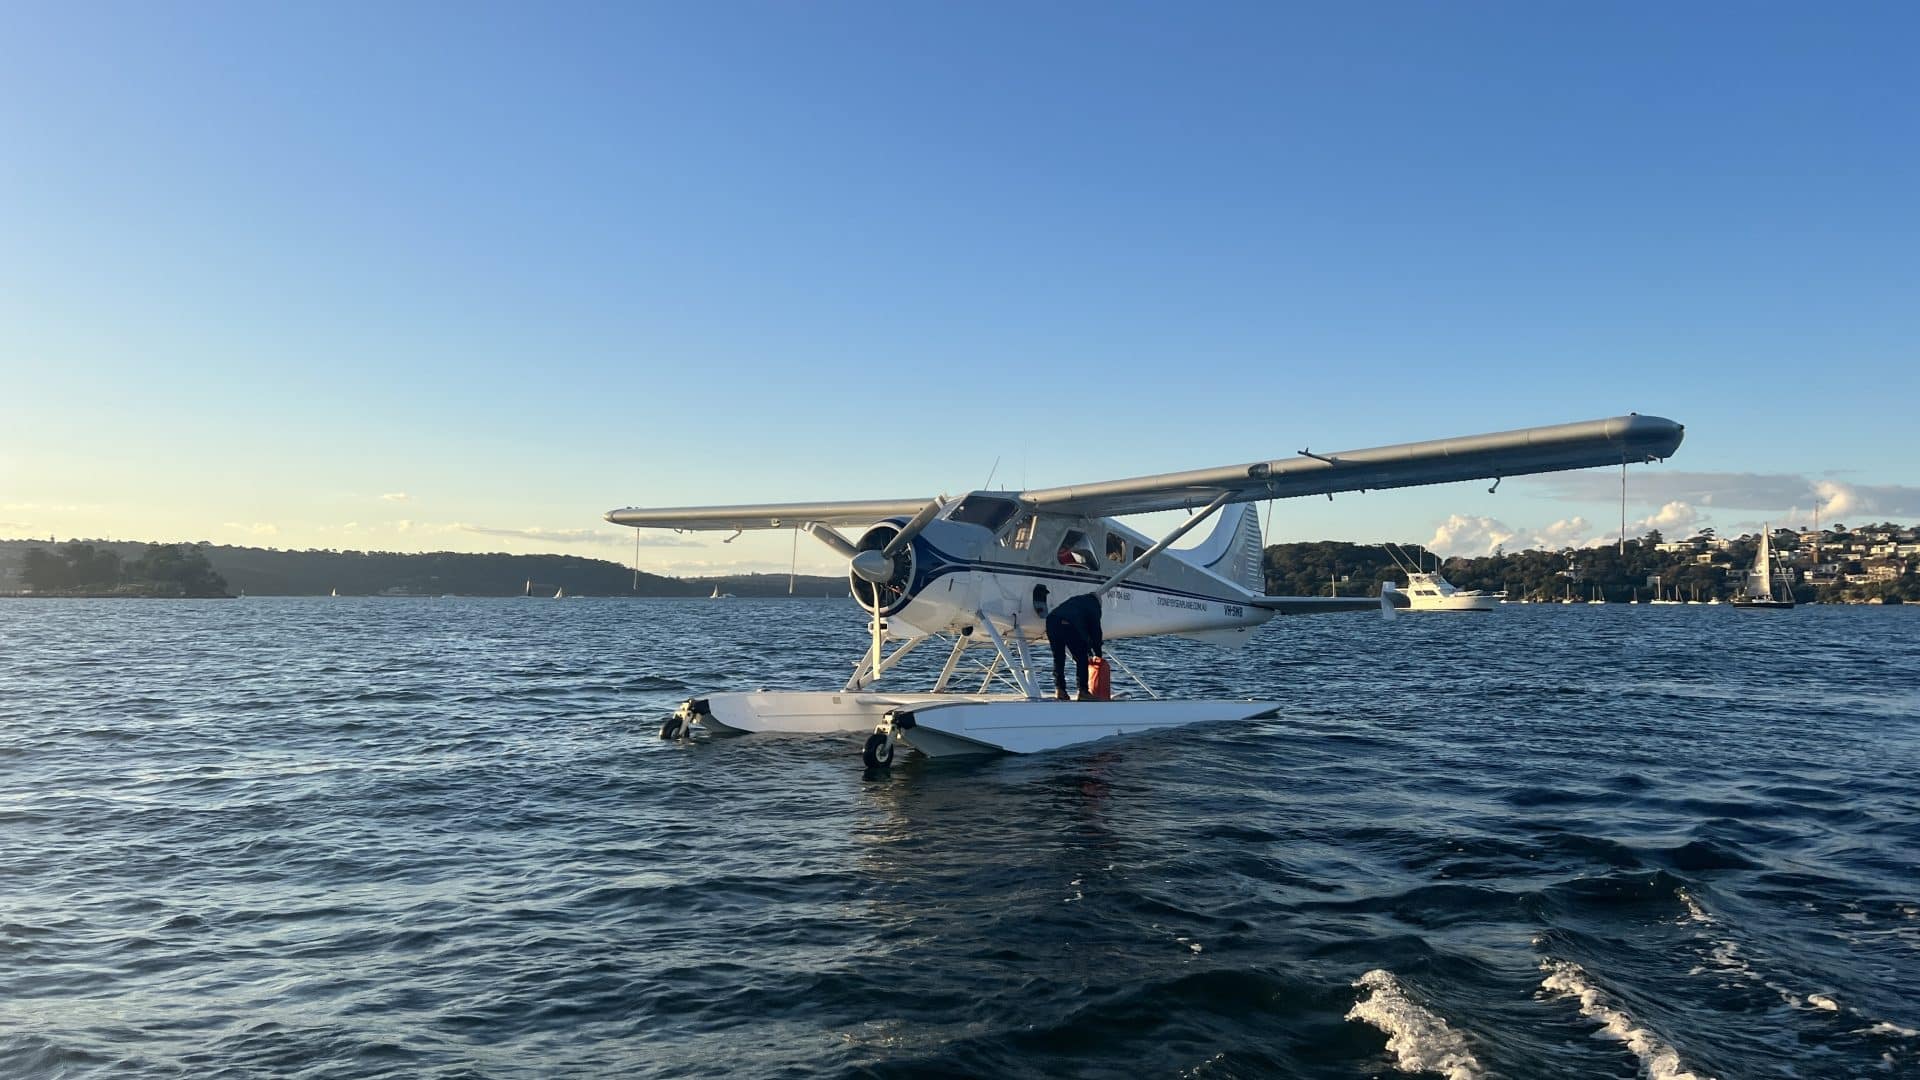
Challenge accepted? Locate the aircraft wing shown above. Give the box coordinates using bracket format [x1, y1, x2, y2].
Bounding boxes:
[1017, 413, 1683, 517]
[605, 498, 933, 531]
[605, 414, 1682, 532]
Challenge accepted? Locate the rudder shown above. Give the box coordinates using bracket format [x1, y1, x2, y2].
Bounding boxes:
[1190, 502, 1264, 593]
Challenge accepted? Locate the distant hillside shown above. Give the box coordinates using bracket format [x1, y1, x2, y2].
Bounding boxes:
[1264, 523, 1920, 604]
[0, 539, 846, 598]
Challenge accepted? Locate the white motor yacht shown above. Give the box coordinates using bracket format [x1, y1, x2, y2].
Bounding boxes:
[1400, 570, 1501, 612]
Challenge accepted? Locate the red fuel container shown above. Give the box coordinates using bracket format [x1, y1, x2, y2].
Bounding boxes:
[1086, 656, 1112, 701]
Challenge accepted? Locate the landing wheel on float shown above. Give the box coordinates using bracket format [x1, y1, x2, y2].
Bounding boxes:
[659, 713, 685, 739]
[862, 731, 894, 768]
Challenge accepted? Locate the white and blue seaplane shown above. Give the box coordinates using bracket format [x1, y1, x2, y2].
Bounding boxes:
[610, 413, 1683, 767]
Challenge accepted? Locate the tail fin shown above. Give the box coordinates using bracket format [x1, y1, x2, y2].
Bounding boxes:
[1188, 502, 1264, 594]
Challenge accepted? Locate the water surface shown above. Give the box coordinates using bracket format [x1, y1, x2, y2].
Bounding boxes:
[3, 598, 1916, 1078]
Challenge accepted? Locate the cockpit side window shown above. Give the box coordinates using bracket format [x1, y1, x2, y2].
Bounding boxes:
[947, 495, 1018, 534]
[1005, 515, 1036, 549]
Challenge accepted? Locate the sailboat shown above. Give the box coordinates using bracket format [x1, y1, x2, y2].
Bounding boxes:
[555, 586, 566, 599]
[330, 587, 338, 598]
[709, 585, 734, 600]
[1731, 525, 1795, 609]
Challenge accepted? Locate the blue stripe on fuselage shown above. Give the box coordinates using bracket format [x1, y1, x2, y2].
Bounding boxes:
[907, 536, 1251, 607]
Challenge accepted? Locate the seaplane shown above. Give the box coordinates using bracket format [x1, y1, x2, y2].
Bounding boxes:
[609, 414, 1684, 767]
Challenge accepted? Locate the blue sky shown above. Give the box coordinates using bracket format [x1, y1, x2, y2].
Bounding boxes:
[3, 3, 1915, 573]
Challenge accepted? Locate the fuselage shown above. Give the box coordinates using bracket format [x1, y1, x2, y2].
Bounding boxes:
[850, 493, 1274, 644]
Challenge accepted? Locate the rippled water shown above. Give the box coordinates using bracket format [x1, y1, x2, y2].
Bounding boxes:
[3, 598, 1917, 1078]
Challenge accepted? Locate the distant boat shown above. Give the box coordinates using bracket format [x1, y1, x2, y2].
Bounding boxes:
[709, 585, 735, 600]
[555, 586, 566, 599]
[1384, 546, 1496, 611]
[330, 587, 338, 598]
[1732, 525, 1795, 609]
[1399, 570, 1499, 611]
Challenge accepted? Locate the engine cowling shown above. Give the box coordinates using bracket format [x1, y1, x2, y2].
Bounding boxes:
[850, 524, 914, 614]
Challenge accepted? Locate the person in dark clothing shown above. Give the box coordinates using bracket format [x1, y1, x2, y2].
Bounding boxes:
[1044, 591, 1104, 701]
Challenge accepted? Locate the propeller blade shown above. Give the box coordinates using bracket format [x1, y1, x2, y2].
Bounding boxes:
[880, 497, 945, 558]
[803, 522, 860, 560]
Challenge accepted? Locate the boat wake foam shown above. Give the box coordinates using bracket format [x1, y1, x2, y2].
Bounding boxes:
[1346, 969, 1482, 1079]
[1538, 958, 1707, 1080]
[1678, 887, 1855, 1017]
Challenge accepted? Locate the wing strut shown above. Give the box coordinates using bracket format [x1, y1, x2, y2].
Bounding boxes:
[1093, 490, 1235, 599]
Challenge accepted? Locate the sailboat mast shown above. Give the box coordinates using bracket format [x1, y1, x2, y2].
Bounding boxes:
[1756, 525, 1773, 599]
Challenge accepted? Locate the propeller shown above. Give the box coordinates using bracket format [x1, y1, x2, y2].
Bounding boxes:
[849, 496, 943, 686]
[851, 496, 944, 583]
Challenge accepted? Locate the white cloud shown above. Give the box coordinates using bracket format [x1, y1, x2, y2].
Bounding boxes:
[1729, 479, 1910, 533]
[1520, 471, 1920, 516]
[1427, 515, 1521, 557]
[380, 492, 412, 502]
[222, 521, 280, 536]
[1427, 513, 1611, 556]
[1429, 500, 1716, 557]
[1802, 479, 1917, 524]
[1639, 500, 1701, 534]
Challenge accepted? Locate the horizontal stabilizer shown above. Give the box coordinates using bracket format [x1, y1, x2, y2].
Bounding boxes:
[1247, 595, 1382, 615]
[1178, 626, 1259, 649]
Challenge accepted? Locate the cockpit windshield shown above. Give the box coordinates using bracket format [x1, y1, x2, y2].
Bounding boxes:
[945, 494, 1019, 534]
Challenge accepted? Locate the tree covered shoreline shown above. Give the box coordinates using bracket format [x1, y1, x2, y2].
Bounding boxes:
[5, 523, 1916, 603]
[0, 539, 843, 598]
[8, 542, 231, 598]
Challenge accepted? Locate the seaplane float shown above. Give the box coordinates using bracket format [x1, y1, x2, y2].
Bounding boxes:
[609, 414, 1684, 767]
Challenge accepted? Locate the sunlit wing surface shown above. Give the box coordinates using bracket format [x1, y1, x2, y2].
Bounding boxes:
[605, 498, 932, 531]
[1019, 414, 1684, 517]
[605, 414, 1682, 530]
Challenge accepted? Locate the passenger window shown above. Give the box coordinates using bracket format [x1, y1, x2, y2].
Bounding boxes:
[1057, 530, 1098, 572]
[1106, 533, 1127, 562]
